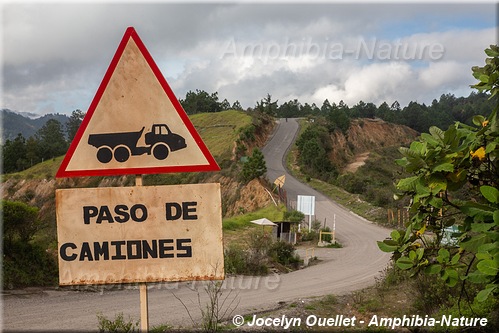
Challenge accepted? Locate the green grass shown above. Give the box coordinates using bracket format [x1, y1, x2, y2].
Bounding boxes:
[222, 204, 287, 252]
[191, 110, 253, 158]
[4, 156, 64, 181]
[222, 204, 287, 231]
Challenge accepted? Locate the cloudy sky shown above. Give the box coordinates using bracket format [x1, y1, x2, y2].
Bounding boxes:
[1, 1, 497, 116]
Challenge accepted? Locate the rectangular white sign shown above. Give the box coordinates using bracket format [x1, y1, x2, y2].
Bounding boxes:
[297, 195, 315, 216]
[56, 183, 224, 285]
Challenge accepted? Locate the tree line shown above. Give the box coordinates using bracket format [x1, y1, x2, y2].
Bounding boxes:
[2, 88, 495, 174]
[180, 89, 495, 134]
[2, 110, 85, 173]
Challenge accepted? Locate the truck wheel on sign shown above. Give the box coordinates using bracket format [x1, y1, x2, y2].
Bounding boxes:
[96, 147, 113, 163]
[114, 145, 131, 163]
[152, 143, 169, 160]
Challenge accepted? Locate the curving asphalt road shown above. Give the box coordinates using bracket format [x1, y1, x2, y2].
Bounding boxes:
[2, 118, 391, 331]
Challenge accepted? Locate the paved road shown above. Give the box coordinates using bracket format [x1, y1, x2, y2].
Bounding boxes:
[2, 118, 391, 331]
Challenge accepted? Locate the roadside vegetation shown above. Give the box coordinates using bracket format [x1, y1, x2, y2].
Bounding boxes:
[280, 45, 499, 332]
[1, 109, 273, 289]
[2, 44, 498, 332]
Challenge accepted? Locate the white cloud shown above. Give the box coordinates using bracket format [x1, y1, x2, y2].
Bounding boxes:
[311, 62, 413, 105]
[419, 61, 465, 89]
[1, 2, 497, 116]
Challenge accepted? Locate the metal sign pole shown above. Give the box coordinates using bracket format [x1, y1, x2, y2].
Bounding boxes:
[135, 175, 149, 332]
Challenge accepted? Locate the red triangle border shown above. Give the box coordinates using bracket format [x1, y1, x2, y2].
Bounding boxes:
[56, 27, 220, 178]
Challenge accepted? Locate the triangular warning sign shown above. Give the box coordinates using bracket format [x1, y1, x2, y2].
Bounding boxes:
[56, 27, 220, 178]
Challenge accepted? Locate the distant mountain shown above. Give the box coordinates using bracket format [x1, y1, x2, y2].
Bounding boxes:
[8, 110, 40, 119]
[1, 109, 70, 144]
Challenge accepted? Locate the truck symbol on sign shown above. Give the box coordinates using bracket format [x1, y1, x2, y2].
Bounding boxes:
[88, 124, 187, 163]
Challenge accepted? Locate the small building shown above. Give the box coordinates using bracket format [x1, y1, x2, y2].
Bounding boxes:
[273, 221, 300, 244]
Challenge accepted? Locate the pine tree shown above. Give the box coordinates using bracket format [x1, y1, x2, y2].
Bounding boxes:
[241, 148, 267, 182]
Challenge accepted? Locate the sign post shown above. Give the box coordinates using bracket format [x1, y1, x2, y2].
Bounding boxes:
[135, 175, 149, 332]
[140, 282, 148, 332]
[55, 27, 224, 331]
[333, 214, 336, 243]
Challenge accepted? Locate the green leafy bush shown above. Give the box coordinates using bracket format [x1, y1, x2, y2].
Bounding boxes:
[270, 241, 300, 267]
[224, 244, 252, 274]
[300, 229, 318, 242]
[283, 209, 305, 222]
[378, 46, 499, 304]
[2, 200, 58, 288]
[3, 241, 58, 288]
[225, 229, 300, 274]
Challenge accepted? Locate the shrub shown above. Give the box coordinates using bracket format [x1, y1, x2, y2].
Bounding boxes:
[411, 273, 457, 314]
[2, 200, 42, 246]
[3, 241, 58, 288]
[224, 230, 271, 275]
[283, 209, 304, 222]
[225, 230, 302, 274]
[300, 229, 318, 242]
[96, 312, 139, 333]
[311, 220, 321, 233]
[366, 186, 392, 207]
[436, 295, 499, 332]
[378, 47, 499, 304]
[270, 241, 300, 267]
[224, 244, 248, 274]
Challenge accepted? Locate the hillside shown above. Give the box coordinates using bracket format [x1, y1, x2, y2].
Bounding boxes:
[291, 117, 419, 223]
[328, 118, 418, 173]
[1, 110, 276, 248]
[2, 113, 420, 243]
[1, 109, 70, 143]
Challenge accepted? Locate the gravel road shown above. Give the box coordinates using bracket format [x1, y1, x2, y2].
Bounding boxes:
[2, 118, 391, 331]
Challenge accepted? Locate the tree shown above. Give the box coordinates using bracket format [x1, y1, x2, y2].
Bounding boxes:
[352, 101, 376, 119]
[241, 148, 267, 182]
[277, 99, 301, 118]
[66, 109, 85, 142]
[390, 100, 401, 112]
[295, 124, 337, 181]
[2, 133, 28, 173]
[25, 136, 40, 167]
[2, 200, 58, 288]
[399, 101, 431, 133]
[256, 94, 278, 116]
[35, 119, 68, 160]
[301, 102, 320, 116]
[327, 102, 351, 134]
[320, 99, 332, 113]
[378, 45, 499, 303]
[220, 98, 231, 111]
[376, 102, 394, 122]
[231, 100, 243, 110]
[180, 89, 221, 114]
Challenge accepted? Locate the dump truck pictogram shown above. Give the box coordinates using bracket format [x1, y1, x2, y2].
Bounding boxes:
[88, 124, 187, 163]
